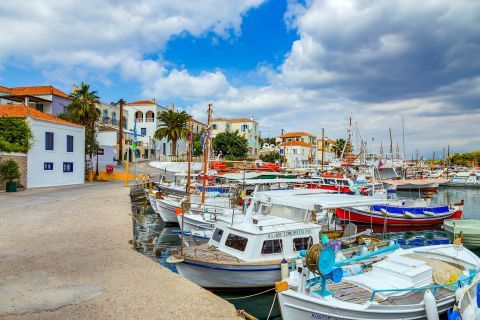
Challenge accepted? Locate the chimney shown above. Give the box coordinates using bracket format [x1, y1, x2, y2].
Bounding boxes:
[72, 84, 78, 93]
[250, 115, 254, 121]
[152, 98, 156, 104]
[170, 103, 174, 111]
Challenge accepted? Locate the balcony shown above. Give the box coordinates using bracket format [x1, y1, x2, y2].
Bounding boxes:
[135, 118, 144, 123]
[145, 118, 155, 122]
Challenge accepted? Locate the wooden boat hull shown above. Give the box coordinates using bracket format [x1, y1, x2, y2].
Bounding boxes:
[336, 208, 462, 226]
[278, 288, 454, 320]
[175, 258, 283, 288]
[155, 199, 179, 223]
[147, 193, 159, 214]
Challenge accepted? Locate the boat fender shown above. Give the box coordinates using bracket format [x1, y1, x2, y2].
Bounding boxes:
[166, 256, 184, 264]
[361, 246, 369, 254]
[424, 290, 440, 320]
[424, 211, 436, 217]
[297, 267, 304, 293]
[295, 259, 304, 270]
[280, 258, 289, 281]
[404, 211, 417, 219]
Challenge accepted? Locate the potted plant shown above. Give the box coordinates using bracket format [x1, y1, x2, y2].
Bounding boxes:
[0, 159, 20, 192]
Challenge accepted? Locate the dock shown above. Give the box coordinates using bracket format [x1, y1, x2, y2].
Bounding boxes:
[0, 182, 239, 320]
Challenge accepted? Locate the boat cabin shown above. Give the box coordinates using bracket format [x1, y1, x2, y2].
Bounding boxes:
[207, 217, 323, 262]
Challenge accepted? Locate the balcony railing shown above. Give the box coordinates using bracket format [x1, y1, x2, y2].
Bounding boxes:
[135, 118, 144, 123]
[145, 118, 155, 122]
[99, 117, 125, 128]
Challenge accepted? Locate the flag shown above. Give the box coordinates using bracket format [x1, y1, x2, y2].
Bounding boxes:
[133, 120, 137, 150]
[378, 159, 383, 168]
[201, 131, 206, 151]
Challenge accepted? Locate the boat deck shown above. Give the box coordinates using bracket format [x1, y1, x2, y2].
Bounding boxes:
[323, 281, 453, 305]
[176, 244, 244, 264]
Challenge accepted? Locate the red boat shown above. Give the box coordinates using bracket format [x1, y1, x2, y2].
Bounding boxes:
[336, 200, 463, 226]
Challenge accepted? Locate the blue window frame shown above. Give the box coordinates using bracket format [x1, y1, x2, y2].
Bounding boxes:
[141, 128, 146, 135]
[44, 162, 53, 170]
[63, 162, 73, 172]
[66, 135, 74, 152]
[45, 132, 54, 150]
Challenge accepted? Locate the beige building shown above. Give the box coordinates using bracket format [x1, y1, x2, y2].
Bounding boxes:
[211, 117, 260, 156]
[276, 132, 316, 168]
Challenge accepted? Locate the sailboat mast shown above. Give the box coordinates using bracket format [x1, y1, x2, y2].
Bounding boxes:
[321, 128, 325, 171]
[201, 104, 212, 204]
[402, 117, 406, 163]
[389, 128, 393, 160]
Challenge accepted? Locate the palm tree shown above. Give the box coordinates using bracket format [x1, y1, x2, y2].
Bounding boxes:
[331, 138, 353, 158]
[67, 82, 100, 160]
[154, 110, 190, 157]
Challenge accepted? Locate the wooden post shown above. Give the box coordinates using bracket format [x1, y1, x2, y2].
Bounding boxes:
[201, 103, 212, 204]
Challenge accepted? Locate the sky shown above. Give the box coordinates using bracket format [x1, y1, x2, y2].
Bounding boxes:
[1, 0, 479, 159]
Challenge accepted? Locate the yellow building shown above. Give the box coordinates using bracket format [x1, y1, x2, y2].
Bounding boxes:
[211, 117, 260, 156]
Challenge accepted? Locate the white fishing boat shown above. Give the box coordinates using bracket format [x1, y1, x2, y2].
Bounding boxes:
[167, 193, 386, 288]
[277, 244, 480, 320]
[177, 179, 333, 232]
[442, 173, 480, 188]
[443, 220, 480, 249]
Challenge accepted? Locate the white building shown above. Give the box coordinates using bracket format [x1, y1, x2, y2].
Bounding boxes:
[0, 104, 85, 188]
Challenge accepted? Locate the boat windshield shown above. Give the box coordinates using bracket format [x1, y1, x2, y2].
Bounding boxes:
[268, 203, 308, 222]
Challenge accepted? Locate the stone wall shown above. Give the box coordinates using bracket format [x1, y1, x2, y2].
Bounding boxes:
[0, 152, 27, 191]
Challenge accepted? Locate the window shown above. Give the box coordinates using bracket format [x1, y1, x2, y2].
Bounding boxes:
[261, 239, 283, 254]
[44, 162, 53, 170]
[63, 162, 73, 172]
[212, 228, 224, 242]
[293, 149, 297, 155]
[45, 132, 54, 150]
[141, 128, 147, 135]
[225, 233, 248, 252]
[36, 104, 44, 112]
[212, 124, 218, 130]
[66, 135, 74, 152]
[293, 237, 313, 251]
[241, 124, 248, 132]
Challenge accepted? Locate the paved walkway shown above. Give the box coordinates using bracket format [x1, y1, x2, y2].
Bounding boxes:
[0, 182, 238, 319]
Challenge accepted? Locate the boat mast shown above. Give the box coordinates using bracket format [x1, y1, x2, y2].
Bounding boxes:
[402, 116, 406, 164]
[181, 127, 193, 255]
[321, 128, 325, 171]
[389, 128, 393, 161]
[201, 103, 212, 204]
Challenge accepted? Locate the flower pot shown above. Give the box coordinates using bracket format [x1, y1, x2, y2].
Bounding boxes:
[5, 181, 17, 192]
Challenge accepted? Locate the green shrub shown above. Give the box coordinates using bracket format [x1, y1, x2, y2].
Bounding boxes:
[0, 118, 33, 152]
[0, 159, 20, 182]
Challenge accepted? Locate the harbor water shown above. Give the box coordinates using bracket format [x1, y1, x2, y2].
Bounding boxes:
[134, 187, 480, 320]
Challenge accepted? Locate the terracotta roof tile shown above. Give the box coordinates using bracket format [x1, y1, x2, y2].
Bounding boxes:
[278, 141, 313, 147]
[211, 117, 258, 124]
[0, 86, 11, 93]
[9, 85, 69, 99]
[128, 100, 156, 106]
[0, 104, 83, 127]
[280, 131, 315, 138]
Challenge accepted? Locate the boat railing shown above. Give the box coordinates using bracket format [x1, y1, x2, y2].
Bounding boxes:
[369, 269, 480, 302]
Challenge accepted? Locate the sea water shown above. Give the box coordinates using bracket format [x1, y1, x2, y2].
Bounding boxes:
[141, 187, 480, 320]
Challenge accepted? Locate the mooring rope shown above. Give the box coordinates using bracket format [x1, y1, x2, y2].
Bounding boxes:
[224, 287, 275, 300]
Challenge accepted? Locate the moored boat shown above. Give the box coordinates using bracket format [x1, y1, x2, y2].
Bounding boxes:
[443, 219, 480, 249]
[277, 244, 480, 320]
[336, 199, 463, 226]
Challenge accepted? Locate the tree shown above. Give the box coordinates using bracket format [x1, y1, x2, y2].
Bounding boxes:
[0, 159, 20, 182]
[213, 130, 249, 160]
[154, 110, 190, 157]
[331, 138, 353, 157]
[192, 132, 203, 157]
[61, 82, 100, 162]
[0, 118, 33, 153]
[260, 151, 281, 163]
